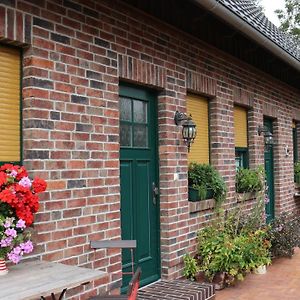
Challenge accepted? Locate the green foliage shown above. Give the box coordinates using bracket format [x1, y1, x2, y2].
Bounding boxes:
[183, 254, 200, 281]
[268, 212, 300, 258]
[190, 194, 271, 287]
[275, 0, 300, 41]
[294, 162, 300, 183]
[294, 161, 300, 174]
[188, 163, 227, 206]
[197, 225, 271, 285]
[236, 166, 264, 193]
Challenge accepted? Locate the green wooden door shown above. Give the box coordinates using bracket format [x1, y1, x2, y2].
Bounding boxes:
[264, 118, 275, 223]
[119, 84, 160, 290]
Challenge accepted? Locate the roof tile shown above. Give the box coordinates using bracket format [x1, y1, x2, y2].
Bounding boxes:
[219, 0, 300, 61]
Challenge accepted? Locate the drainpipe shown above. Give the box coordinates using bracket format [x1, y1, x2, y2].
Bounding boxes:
[192, 0, 300, 72]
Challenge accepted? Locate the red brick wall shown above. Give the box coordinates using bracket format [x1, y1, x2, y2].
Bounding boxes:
[0, 0, 300, 297]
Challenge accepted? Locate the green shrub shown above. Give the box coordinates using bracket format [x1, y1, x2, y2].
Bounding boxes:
[188, 163, 227, 205]
[236, 167, 264, 193]
[183, 254, 200, 281]
[294, 161, 300, 174]
[268, 212, 300, 258]
[191, 194, 271, 287]
[197, 224, 271, 285]
[294, 162, 300, 183]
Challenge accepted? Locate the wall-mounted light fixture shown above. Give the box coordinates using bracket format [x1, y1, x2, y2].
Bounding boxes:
[258, 125, 274, 150]
[174, 111, 197, 152]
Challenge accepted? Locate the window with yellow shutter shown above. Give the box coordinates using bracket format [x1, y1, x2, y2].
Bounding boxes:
[234, 106, 248, 169]
[186, 94, 209, 164]
[0, 45, 21, 164]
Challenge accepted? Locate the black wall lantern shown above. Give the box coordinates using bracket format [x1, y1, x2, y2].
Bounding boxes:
[258, 125, 274, 150]
[174, 111, 197, 152]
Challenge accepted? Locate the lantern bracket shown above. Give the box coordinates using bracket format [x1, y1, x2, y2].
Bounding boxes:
[174, 111, 189, 125]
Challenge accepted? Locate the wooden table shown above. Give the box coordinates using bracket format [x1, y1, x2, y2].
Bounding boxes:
[0, 260, 106, 300]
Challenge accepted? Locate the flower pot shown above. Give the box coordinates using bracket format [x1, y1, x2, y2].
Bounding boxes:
[188, 187, 213, 202]
[0, 259, 8, 276]
[212, 272, 225, 290]
[254, 265, 267, 275]
[195, 271, 206, 283]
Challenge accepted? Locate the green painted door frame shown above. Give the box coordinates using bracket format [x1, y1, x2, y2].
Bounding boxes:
[119, 84, 160, 290]
[264, 118, 275, 223]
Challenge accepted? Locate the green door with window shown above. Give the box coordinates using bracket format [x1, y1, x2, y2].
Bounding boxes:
[119, 84, 160, 290]
[264, 118, 275, 222]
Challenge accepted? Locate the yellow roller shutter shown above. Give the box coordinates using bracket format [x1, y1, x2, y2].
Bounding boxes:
[187, 94, 209, 164]
[0, 45, 21, 162]
[234, 106, 248, 148]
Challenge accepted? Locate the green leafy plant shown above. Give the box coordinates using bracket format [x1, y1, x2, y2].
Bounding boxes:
[183, 254, 200, 281]
[268, 212, 300, 258]
[236, 166, 264, 193]
[191, 193, 271, 287]
[197, 225, 271, 285]
[188, 163, 227, 205]
[294, 161, 300, 183]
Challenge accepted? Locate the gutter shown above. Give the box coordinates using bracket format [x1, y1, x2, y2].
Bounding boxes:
[192, 0, 300, 72]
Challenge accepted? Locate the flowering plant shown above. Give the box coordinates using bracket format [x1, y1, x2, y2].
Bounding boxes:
[0, 164, 46, 263]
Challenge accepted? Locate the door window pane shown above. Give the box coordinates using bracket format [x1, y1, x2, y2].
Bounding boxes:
[133, 100, 147, 123]
[120, 124, 132, 147]
[133, 124, 148, 147]
[120, 97, 132, 121]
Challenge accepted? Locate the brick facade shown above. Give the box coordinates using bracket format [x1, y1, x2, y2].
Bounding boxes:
[0, 0, 299, 298]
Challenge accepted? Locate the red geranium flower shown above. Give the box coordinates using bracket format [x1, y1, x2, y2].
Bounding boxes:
[0, 164, 46, 226]
[32, 178, 47, 193]
[0, 172, 7, 186]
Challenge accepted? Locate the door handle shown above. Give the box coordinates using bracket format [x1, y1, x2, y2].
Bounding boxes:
[152, 182, 159, 205]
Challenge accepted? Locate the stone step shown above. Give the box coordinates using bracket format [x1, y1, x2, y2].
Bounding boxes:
[138, 279, 215, 300]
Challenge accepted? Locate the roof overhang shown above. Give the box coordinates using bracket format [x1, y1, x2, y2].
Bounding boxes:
[192, 0, 300, 72]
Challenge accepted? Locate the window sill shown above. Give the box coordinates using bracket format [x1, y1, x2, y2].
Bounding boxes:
[235, 192, 257, 202]
[189, 198, 215, 213]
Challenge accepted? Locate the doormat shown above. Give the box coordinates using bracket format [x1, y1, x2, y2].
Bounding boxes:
[138, 279, 215, 300]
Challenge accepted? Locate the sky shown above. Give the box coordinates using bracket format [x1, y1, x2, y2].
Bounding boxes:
[260, 0, 286, 27]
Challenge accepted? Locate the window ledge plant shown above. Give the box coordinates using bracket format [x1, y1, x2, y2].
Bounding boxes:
[188, 163, 227, 206]
[235, 166, 264, 201]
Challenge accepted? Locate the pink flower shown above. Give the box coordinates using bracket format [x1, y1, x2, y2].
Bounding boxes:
[0, 237, 13, 247]
[16, 219, 26, 229]
[3, 220, 11, 228]
[18, 176, 32, 188]
[10, 170, 17, 178]
[7, 252, 21, 264]
[12, 246, 22, 255]
[4, 228, 17, 238]
[20, 241, 33, 254]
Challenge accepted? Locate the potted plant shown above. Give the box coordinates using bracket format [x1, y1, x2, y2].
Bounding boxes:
[188, 163, 227, 205]
[195, 217, 271, 289]
[183, 253, 200, 281]
[236, 166, 264, 200]
[183, 195, 271, 289]
[0, 164, 47, 274]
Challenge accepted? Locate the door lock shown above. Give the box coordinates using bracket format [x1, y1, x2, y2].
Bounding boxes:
[152, 182, 159, 205]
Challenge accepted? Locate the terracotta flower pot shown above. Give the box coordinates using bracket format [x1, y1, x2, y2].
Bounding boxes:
[212, 272, 225, 290]
[0, 259, 8, 276]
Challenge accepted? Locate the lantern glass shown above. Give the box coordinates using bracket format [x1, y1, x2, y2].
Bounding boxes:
[265, 134, 273, 146]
